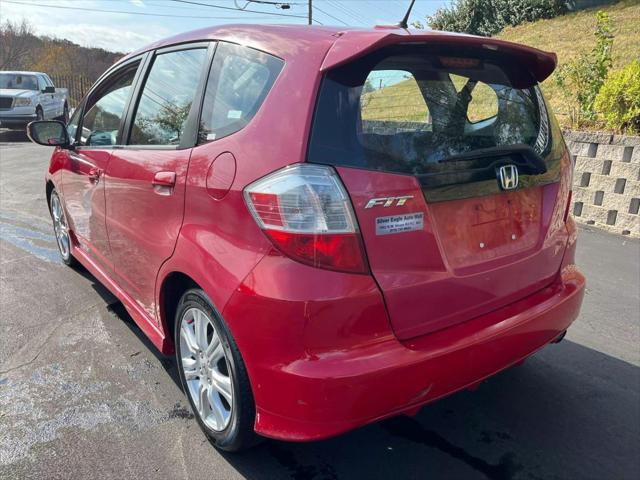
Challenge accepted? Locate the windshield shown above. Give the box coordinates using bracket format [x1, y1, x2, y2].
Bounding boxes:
[0, 74, 38, 90]
[308, 45, 560, 201]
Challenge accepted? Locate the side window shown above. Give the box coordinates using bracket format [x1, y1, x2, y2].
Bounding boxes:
[37, 75, 47, 91]
[80, 65, 138, 147]
[199, 42, 283, 143]
[66, 103, 82, 142]
[360, 70, 431, 134]
[44, 75, 54, 87]
[129, 48, 207, 146]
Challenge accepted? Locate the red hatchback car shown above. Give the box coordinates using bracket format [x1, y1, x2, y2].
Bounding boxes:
[27, 25, 585, 451]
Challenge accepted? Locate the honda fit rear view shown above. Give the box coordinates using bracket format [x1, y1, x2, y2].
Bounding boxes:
[28, 25, 585, 451]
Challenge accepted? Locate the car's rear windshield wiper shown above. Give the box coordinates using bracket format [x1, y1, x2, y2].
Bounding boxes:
[438, 144, 547, 174]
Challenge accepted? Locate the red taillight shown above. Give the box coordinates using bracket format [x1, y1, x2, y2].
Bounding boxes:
[244, 164, 368, 274]
[266, 230, 368, 273]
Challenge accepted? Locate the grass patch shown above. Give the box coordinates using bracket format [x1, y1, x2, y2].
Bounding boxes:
[497, 0, 640, 128]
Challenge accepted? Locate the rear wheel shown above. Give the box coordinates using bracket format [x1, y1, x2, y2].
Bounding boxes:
[175, 289, 257, 451]
[49, 189, 76, 266]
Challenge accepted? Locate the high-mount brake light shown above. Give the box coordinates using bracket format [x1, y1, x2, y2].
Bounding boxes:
[244, 164, 368, 274]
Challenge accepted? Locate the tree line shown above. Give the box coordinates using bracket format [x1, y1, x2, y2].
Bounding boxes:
[0, 20, 122, 82]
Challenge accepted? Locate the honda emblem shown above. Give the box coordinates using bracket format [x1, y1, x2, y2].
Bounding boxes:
[498, 165, 519, 190]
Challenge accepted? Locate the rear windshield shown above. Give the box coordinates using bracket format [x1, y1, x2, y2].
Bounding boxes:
[308, 46, 559, 201]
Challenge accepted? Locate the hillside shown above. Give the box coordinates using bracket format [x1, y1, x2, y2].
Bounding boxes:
[1, 20, 123, 82]
[361, 1, 639, 129]
[497, 0, 640, 125]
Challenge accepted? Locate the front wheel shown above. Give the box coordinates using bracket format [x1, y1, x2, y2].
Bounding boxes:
[175, 289, 258, 451]
[49, 189, 76, 266]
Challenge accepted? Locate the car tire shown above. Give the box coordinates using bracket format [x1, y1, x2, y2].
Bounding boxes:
[36, 107, 44, 121]
[175, 288, 258, 452]
[49, 189, 77, 267]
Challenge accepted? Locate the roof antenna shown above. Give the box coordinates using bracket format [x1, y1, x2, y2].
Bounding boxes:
[397, 0, 416, 29]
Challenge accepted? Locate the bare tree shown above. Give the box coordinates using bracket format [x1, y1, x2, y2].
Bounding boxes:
[0, 19, 35, 70]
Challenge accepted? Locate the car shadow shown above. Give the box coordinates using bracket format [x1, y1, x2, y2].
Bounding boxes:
[100, 287, 640, 480]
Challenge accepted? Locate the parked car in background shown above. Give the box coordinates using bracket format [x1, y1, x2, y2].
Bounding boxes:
[27, 25, 585, 452]
[0, 71, 69, 129]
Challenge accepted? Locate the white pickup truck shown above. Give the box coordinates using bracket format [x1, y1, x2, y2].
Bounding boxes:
[0, 71, 69, 130]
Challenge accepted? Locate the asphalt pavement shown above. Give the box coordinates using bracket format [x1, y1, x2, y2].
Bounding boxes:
[1, 131, 639, 480]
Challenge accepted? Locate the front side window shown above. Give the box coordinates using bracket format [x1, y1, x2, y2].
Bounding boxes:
[37, 76, 47, 91]
[129, 48, 207, 146]
[199, 42, 283, 143]
[80, 65, 138, 147]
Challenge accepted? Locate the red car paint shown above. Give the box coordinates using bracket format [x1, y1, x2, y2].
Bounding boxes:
[44, 25, 584, 442]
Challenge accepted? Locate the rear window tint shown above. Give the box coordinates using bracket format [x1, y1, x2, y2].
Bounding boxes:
[308, 45, 559, 201]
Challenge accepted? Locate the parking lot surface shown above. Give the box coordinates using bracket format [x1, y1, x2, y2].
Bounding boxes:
[1, 132, 639, 480]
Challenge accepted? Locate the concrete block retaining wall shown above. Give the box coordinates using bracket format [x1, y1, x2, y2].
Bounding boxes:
[565, 131, 640, 237]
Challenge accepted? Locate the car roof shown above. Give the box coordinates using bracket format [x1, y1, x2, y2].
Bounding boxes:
[119, 24, 557, 83]
[122, 24, 502, 62]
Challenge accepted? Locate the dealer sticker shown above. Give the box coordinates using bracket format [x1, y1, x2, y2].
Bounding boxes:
[375, 212, 424, 236]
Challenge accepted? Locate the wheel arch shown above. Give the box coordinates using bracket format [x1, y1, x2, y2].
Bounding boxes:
[158, 271, 200, 354]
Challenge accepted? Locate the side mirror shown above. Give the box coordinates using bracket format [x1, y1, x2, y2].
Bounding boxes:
[43, 86, 56, 94]
[27, 120, 71, 148]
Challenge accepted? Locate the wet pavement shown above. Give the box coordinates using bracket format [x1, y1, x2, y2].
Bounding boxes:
[1, 132, 639, 480]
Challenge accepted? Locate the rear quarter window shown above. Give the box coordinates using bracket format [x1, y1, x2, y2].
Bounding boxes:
[198, 42, 284, 143]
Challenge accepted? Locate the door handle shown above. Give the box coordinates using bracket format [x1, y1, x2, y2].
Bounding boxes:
[152, 171, 176, 195]
[152, 171, 176, 187]
[88, 167, 102, 183]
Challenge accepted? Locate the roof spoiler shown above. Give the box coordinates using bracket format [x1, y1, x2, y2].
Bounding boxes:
[320, 30, 557, 84]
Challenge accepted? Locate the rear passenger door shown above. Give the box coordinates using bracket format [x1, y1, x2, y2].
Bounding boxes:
[105, 43, 212, 319]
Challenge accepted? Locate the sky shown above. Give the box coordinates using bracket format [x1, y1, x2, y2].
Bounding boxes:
[0, 0, 450, 53]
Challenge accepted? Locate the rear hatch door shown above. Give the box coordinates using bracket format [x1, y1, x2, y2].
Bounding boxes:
[309, 40, 571, 340]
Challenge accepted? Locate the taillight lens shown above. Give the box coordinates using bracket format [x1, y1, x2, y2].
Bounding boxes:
[244, 164, 368, 274]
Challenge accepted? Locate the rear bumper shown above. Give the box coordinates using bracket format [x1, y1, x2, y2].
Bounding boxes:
[223, 253, 585, 442]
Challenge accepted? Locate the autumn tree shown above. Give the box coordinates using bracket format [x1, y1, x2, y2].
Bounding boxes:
[0, 19, 35, 69]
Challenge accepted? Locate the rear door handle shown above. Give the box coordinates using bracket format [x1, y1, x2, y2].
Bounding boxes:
[152, 171, 176, 187]
[152, 171, 176, 195]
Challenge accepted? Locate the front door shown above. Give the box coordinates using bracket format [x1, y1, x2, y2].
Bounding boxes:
[62, 61, 141, 273]
[105, 45, 209, 319]
[36, 75, 55, 119]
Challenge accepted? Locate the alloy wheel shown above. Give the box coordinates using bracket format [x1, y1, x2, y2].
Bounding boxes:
[50, 192, 70, 260]
[180, 307, 233, 431]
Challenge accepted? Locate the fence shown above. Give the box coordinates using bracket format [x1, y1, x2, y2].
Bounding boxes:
[50, 75, 93, 108]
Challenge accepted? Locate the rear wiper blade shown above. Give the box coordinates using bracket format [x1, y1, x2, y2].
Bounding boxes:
[438, 144, 546, 174]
